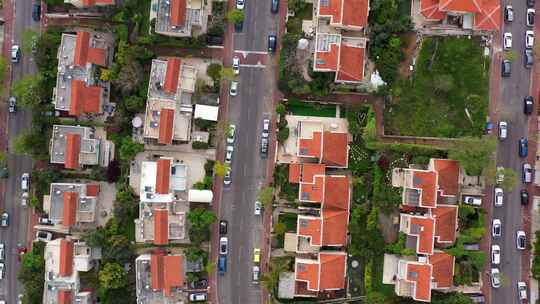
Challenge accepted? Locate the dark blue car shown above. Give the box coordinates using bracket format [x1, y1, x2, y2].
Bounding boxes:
[519, 137, 528, 158]
[218, 255, 227, 275]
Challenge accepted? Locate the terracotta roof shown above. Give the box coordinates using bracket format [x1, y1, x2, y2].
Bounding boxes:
[297, 216, 322, 246]
[318, 0, 342, 24]
[315, 43, 339, 70]
[342, 0, 369, 27]
[406, 262, 432, 302]
[299, 175, 325, 202]
[158, 109, 175, 144]
[151, 253, 184, 297]
[63, 192, 78, 227]
[298, 131, 323, 158]
[319, 252, 346, 290]
[58, 290, 73, 304]
[321, 175, 349, 246]
[289, 163, 301, 183]
[154, 209, 169, 245]
[412, 171, 437, 208]
[336, 44, 365, 82]
[429, 251, 455, 289]
[59, 240, 74, 277]
[86, 184, 100, 197]
[322, 132, 349, 167]
[431, 159, 460, 196]
[170, 0, 187, 26]
[65, 133, 81, 169]
[69, 80, 102, 116]
[410, 216, 435, 255]
[295, 260, 320, 291]
[420, 0, 446, 19]
[438, 0, 482, 12]
[473, 0, 500, 30]
[432, 204, 458, 244]
[323, 175, 349, 210]
[74, 32, 106, 67]
[163, 58, 182, 94]
[155, 158, 171, 194]
[82, 0, 114, 6]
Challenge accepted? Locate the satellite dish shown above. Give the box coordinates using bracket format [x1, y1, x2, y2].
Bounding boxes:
[132, 116, 143, 128]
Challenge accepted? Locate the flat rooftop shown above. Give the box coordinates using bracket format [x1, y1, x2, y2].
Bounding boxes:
[143, 99, 192, 143]
[45, 183, 98, 225]
[154, 0, 203, 37]
[50, 125, 100, 167]
[135, 201, 189, 244]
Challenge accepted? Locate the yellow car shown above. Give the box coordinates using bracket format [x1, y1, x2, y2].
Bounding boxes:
[253, 248, 261, 264]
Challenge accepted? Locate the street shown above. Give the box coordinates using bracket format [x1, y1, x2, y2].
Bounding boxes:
[493, 1, 533, 303]
[216, 0, 279, 302]
[1, 0, 37, 302]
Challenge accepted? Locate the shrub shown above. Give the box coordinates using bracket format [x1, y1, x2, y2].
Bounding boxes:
[192, 141, 209, 149]
[277, 127, 290, 143]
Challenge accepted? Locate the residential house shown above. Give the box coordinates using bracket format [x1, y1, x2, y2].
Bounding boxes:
[53, 31, 115, 119]
[416, 0, 501, 31]
[143, 57, 197, 144]
[43, 238, 101, 304]
[64, 0, 115, 8]
[49, 125, 115, 169]
[150, 0, 209, 37]
[293, 252, 347, 297]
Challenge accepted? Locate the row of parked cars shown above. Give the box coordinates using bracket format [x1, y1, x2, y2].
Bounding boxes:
[502, 6, 536, 76]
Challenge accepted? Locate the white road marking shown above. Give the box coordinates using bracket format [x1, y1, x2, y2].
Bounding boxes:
[234, 50, 269, 55]
[239, 63, 266, 68]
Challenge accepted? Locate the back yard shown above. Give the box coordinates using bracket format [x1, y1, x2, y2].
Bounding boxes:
[384, 37, 490, 138]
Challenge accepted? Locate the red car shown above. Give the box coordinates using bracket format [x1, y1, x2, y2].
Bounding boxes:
[17, 244, 27, 261]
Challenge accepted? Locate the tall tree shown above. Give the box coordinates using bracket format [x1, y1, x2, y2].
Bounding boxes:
[448, 136, 496, 176]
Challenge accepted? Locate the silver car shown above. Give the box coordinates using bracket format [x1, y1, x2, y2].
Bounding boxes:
[492, 219, 501, 237]
[254, 201, 262, 215]
[498, 121, 507, 139]
[491, 268, 501, 288]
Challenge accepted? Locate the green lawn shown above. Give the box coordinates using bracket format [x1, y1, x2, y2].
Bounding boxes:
[384, 37, 490, 137]
[287, 99, 337, 117]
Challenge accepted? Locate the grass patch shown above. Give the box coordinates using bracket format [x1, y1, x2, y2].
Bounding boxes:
[287, 99, 337, 117]
[384, 37, 489, 137]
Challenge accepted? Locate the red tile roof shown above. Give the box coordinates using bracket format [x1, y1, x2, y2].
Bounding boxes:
[406, 262, 432, 302]
[297, 216, 322, 246]
[154, 209, 169, 245]
[295, 260, 320, 291]
[342, 0, 369, 27]
[412, 171, 437, 208]
[410, 216, 435, 255]
[155, 158, 171, 194]
[289, 163, 301, 183]
[158, 109, 175, 144]
[322, 175, 349, 246]
[432, 204, 458, 244]
[163, 58, 181, 94]
[82, 0, 114, 6]
[74, 32, 106, 67]
[319, 253, 346, 290]
[473, 1, 500, 30]
[70, 80, 102, 116]
[336, 44, 365, 82]
[298, 131, 322, 158]
[170, 0, 187, 26]
[323, 175, 350, 211]
[315, 43, 339, 70]
[299, 175, 325, 202]
[63, 192, 78, 227]
[291, 163, 327, 184]
[420, 0, 446, 19]
[322, 132, 349, 167]
[86, 184, 100, 197]
[151, 253, 184, 297]
[59, 240, 74, 277]
[419, 0, 500, 30]
[65, 133, 81, 169]
[432, 159, 460, 196]
[318, 0, 342, 24]
[439, 0, 481, 12]
[429, 251, 455, 289]
[58, 290, 73, 304]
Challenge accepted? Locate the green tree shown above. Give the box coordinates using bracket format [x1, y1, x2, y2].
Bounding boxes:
[432, 292, 475, 304]
[99, 263, 128, 289]
[277, 127, 289, 143]
[257, 186, 274, 207]
[0, 57, 7, 85]
[100, 68, 114, 81]
[226, 9, 245, 24]
[12, 75, 43, 108]
[207, 63, 223, 84]
[273, 222, 287, 235]
[184, 246, 208, 262]
[0, 151, 7, 168]
[188, 208, 217, 231]
[21, 29, 39, 53]
[18, 242, 45, 304]
[220, 67, 236, 81]
[14, 131, 47, 156]
[118, 138, 144, 162]
[213, 161, 229, 177]
[496, 167, 518, 191]
[112, 59, 144, 96]
[433, 74, 455, 94]
[260, 257, 289, 295]
[448, 136, 496, 176]
[276, 103, 286, 115]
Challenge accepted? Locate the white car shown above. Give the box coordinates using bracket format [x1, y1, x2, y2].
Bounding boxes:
[252, 265, 260, 283]
[11, 45, 20, 63]
[227, 124, 236, 144]
[232, 56, 240, 75]
[219, 237, 228, 255]
[494, 187, 504, 207]
[517, 230, 526, 250]
[526, 30, 534, 49]
[496, 166, 505, 184]
[223, 168, 232, 186]
[491, 268, 501, 288]
[491, 244, 501, 265]
[225, 145, 234, 163]
[36, 231, 52, 242]
[498, 121, 507, 140]
[0, 243, 5, 261]
[463, 196, 482, 206]
[236, 0, 245, 9]
[503, 32, 512, 49]
[21, 192, 28, 208]
[254, 201, 262, 215]
[262, 119, 270, 138]
[0, 263, 4, 280]
[518, 281, 528, 300]
[21, 173, 30, 192]
[229, 81, 238, 96]
[492, 219, 501, 237]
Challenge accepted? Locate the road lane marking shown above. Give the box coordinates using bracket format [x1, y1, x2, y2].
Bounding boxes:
[239, 63, 266, 68]
[234, 50, 269, 55]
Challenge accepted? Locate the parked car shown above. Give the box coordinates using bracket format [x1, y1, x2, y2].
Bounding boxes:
[219, 220, 228, 235]
[189, 279, 208, 290]
[496, 166, 505, 184]
[492, 219, 502, 237]
[521, 189, 529, 205]
[189, 292, 208, 302]
[516, 230, 526, 250]
[0, 243, 5, 261]
[36, 231, 52, 242]
[0, 263, 5, 280]
[21, 192, 28, 208]
[522, 163, 533, 183]
[232, 57, 240, 75]
[528, 0, 535, 8]
[525, 49, 534, 68]
[491, 268, 501, 288]
[252, 265, 260, 283]
[519, 138, 528, 157]
[524, 96, 534, 114]
[21, 173, 29, 192]
[218, 255, 227, 275]
[498, 121, 507, 139]
[262, 119, 270, 138]
[268, 35, 277, 53]
[1, 213, 9, 227]
[501, 59, 511, 77]
[518, 281, 528, 300]
[234, 21, 243, 32]
[271, 0, 279, 13]
[229, 81, 238, 96]
[38, 217, 53, 225]
[526, 30, 534, 49]
[236, 0, 245, 9]
[254, 201, 262, 215]
[503, 32, 512, 49]
[505, 5, 514, 22]
[11, 45, 20, 63]
[260, 137, 269, 158]
[494, 187, 504, 207]
[463, 196, 482, 206]
[225, 145, 234, 163]
[528, 8, 535, 26]
[227, 124, 236, 144]
[8, 97, 16, 114]
[253, 248, 261, 264]
[219, 237, 228, 255]
[32, 4, 41, 22]
[223, 169, 232, 186]
[491, 244, 501, 265]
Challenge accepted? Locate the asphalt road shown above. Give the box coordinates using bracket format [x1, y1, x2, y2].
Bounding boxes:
[216, 0, 279, 303]
[493, 2, 532, 303]
[1, 0, 38, 302]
